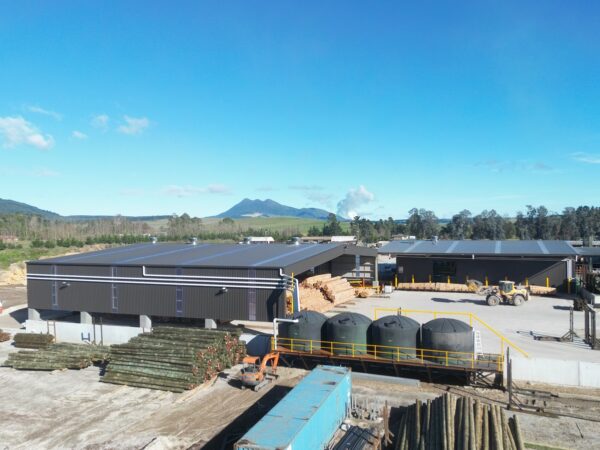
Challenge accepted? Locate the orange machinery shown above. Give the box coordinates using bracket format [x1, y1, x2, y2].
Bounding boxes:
[239, 352, 280, 392]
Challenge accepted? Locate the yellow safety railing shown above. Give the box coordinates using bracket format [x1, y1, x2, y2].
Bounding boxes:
[374, 308, 529, 358]
[272, 337, 504, 372]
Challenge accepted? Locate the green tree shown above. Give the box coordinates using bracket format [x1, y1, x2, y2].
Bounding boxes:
[322, 213, 343, 236]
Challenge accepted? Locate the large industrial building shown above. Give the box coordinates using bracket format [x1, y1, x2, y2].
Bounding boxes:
[379, 239, 592, 288]
[26, 242, 377, 326]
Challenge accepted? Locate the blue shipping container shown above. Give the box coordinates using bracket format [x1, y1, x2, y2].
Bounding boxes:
[235, 365, 351, 450]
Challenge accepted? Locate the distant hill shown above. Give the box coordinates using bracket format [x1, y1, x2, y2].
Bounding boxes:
[215, 198, 338, 220]
[0, 198, 170, 221]
[64, 215, 171, 222]
[0, 198, 61, 219]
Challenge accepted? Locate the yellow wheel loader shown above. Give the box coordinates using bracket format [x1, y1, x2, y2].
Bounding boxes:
[466, 279, 530, 307]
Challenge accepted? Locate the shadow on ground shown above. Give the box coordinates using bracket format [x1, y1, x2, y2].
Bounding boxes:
[431, 297, 487, 306]
[195, 384, 292, 450]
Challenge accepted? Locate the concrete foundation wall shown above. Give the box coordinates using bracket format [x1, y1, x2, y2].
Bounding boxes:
[511, 355, 600, 388]
[25, 319, 143, 345]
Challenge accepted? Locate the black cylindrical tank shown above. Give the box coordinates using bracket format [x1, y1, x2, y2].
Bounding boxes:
[325, 312, 371, 356]
[370, 315, 420, 360]
[420, 318, 474, 366]
[277, 310, 327, 351]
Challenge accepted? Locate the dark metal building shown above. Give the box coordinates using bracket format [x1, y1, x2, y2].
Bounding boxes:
[27, 243, 376, 322]
[379, 240, 580, 288]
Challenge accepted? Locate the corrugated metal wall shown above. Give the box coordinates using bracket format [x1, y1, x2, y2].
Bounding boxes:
[27, 263, 285, 321]
[396, 256, 569, 288]
[330, 254, 375, 279]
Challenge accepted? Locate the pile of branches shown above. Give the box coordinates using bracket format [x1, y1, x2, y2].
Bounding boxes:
[13, 333, 54, 349]
[395, 394, 524, 450]
[0, 329, 10, 342]
[3, 343, 110, 370]
[101, 327, 246, 393]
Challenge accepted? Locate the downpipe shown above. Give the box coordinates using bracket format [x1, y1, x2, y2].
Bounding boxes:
[273, 318, 299, 349]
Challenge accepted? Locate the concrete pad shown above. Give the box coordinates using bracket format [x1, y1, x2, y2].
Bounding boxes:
[340, 290, 600, 362]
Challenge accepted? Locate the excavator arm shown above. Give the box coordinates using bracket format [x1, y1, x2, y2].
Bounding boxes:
[259, 352, 279, 374]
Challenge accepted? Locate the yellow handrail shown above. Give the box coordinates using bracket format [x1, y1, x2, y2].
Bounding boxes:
[374, 308, 529, 358]
[271, 337, 502, 369]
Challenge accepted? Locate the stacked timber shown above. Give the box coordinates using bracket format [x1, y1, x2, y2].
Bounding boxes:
[101, 327, 246, 393]
[0, 329, 10, 342]
[299, 274, 357, 313]
[529, 286, 556, 296]
[3, 343, 110, 370]
[395, 394, 524, 450]
[397, 282, 556, 296]
[13, 333, 54, 349]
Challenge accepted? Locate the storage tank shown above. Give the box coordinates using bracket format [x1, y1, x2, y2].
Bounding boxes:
[370, 315, 420, 360]
[325, 312, 371, 356]
[278, 310, 327, 351]
[420, 318, 474, 366]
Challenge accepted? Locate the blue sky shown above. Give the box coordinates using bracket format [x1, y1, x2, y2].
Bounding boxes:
[1, 1, 599, 219]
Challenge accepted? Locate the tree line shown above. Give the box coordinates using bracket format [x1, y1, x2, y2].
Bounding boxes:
[309, 205, 600, 243]
[1, 205, 599, 247]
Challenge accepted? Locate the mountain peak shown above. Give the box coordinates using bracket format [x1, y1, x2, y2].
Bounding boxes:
[215, 198, 337, 220]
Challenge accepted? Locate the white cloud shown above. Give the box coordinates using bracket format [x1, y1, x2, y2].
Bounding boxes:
[206, 184, 231, 194]
[71, 130, 88, 140]
[118, 115, 149, 135]
[0, 116, 54, 150]
[91, 114, 109, 129]
[27, 105, 62, 120]
[163, 184, 232, 198]
[289, 184, 334, 207]
[571, 152, 600, 164]
[336, 185, 375, 219]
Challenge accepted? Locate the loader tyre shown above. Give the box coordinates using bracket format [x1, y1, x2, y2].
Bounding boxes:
[512, 295, 525, 306]
[486, 295, 500, 306]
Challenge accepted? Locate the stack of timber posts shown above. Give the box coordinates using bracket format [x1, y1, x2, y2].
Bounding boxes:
[302, 274, 357, 304]
[3, 343, 110, 370]
[101, 326, 246, 393]
[0, 329, 10, 342]
[13, 333, 54, 349]
[394, 393, 524, 450]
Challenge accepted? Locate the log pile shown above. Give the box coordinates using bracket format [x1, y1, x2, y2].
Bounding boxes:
[0, 329, 10, 342]
[529, 286, 556, 296]
[101, 327, 246, 393]
[3, 343, 110, 370]
[397, 282, 555, 296]
[13, 333, 54, 349]
[299, 274, 358, 313]
[395, 394, 524, 450]
[397, 282, 472, 293]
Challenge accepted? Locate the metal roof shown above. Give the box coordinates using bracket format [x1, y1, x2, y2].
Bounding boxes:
[29, 242, 376, 271]
[379, 240, 578, 257]
[576, 247, 600, 257]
